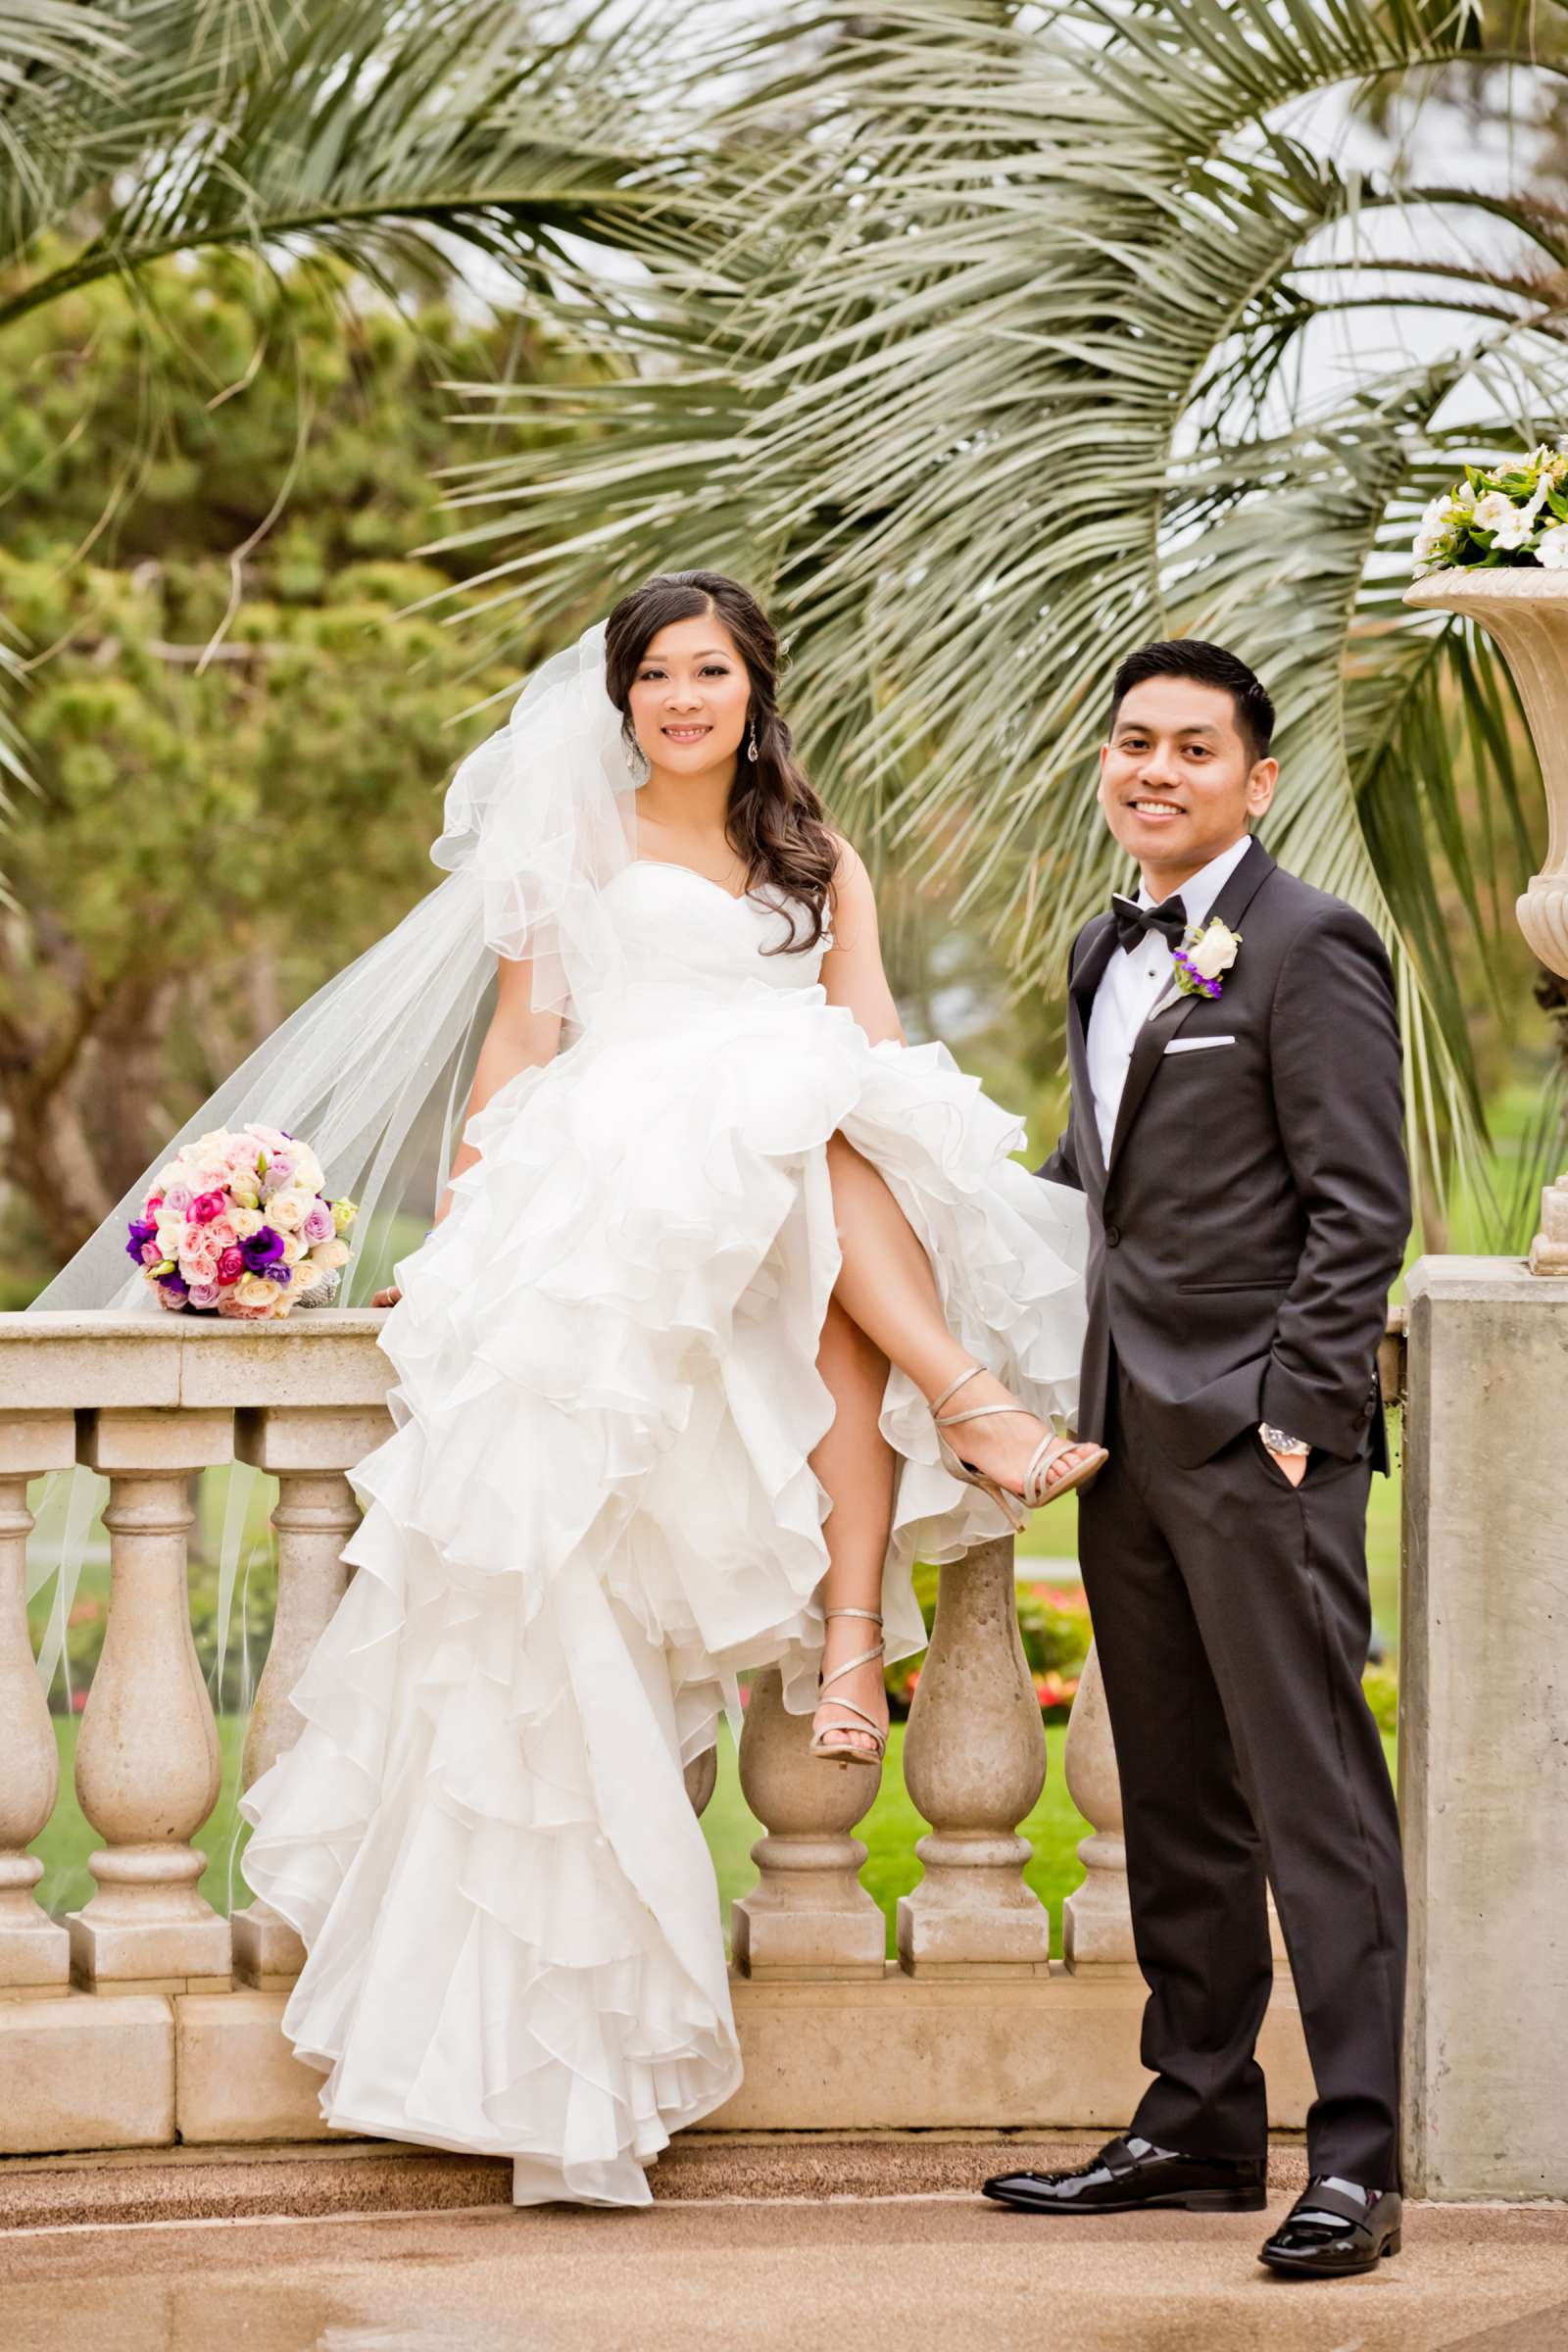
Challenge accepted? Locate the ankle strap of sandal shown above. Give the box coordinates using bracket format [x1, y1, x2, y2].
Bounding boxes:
[928, 1362, 985, 1416]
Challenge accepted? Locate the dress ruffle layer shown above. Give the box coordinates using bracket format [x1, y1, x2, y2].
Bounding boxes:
[241, 965, 1088, 2208]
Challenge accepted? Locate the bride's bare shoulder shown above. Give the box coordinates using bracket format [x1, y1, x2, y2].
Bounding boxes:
[825, 832, 880, 952]
[828, 831, 872, 892]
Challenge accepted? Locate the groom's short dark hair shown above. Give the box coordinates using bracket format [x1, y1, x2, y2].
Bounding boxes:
[1107, 640, 1276, 767]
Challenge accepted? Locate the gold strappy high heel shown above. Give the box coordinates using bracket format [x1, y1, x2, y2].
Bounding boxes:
[809, 1605, 887, 1767]
[930, 1363, 1108, 1532]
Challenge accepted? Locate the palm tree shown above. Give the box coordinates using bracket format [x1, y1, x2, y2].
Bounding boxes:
[0, 0, 687, 800]
[437, 0, 1568, 1230]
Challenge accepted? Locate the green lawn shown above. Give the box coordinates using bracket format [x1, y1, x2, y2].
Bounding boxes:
[32, 1715, 1396, 1962]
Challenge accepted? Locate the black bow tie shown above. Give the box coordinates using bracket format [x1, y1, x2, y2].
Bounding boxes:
[1111, 893, 1188, 955]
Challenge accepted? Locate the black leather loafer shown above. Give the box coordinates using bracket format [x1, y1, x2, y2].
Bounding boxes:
[983, 2133, 1268, 2215]
[1258, 2179, 1402, 2277]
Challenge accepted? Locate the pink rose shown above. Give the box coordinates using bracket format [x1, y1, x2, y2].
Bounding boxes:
[303, 1200, 334, 1244]
[145, 1193, 165, 1214]
[216, 1247, 246, 1284]
[189, 1190, 227, 1225]
[203, 1216, 236, 1252]
[246, 1123, 291, 1153]
[186, 1282, 222, 1310]
[216, 1292, 272, 1319]
[140, 1240, 163, 1266]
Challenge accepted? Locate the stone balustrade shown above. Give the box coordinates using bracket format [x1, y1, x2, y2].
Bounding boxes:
[1, 1302, 1474, 2181]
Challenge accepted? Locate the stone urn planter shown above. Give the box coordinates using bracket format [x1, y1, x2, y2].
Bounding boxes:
[1404, 566, 1568, 1270]
[1403, 567, 1568, 980]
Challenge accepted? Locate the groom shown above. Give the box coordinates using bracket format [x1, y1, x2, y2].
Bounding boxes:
[984, 641, 1410, 2278]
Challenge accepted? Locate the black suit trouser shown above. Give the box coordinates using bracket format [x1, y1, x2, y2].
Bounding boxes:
[1076, 1362, 1406, 2187]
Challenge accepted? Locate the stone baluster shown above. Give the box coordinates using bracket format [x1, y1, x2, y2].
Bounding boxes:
[1060, 1641, 1138, 1975]
[69, 1408, 234, 1989]
[229, 1404, 389, 1986]
[731, 1667, 885, 1979]
[0, 1414, 76, 1993]
[897, 1534, 1051, 1976]
[1063, 1638, 1289, 1975]
[683, 1742, 718, 1817]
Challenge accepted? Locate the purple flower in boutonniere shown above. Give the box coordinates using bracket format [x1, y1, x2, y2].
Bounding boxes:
[1173, 917, 1242, 1002]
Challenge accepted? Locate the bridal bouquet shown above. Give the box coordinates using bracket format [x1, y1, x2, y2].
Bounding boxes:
[125, 1124, 357, 1319]
[1412, 442, 1568, 576]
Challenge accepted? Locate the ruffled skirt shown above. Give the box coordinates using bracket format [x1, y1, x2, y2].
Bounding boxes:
[240, 980, 1088, 2205]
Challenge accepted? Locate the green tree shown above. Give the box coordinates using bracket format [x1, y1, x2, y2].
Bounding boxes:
[0, 0, 686, 789]
[0, 256, 577, 1295]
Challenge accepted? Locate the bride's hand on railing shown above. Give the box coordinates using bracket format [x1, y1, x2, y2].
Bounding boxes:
[373, 1219, 442, 1307]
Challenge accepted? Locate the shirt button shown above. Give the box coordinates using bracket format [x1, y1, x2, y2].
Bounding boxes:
[1104, 1225, 1121, 1248]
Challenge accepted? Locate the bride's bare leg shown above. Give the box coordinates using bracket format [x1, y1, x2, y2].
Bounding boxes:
[810, 1296, 897, 1758]
[824, 1132, 1102, 1494]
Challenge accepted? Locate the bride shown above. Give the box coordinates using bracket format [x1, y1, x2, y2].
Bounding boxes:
[231, 569, 1099, 2207]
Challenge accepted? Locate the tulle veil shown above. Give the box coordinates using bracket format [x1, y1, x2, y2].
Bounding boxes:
[25, 620, 640, 1894]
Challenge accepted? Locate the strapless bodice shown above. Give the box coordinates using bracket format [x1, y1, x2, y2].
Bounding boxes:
[599, 859, 829, 996]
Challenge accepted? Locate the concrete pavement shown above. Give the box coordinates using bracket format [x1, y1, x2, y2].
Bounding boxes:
[1, 2137, 1565, 2352]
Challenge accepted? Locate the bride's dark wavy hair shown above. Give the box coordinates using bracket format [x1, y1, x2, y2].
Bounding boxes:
[604, 570, 836, 955]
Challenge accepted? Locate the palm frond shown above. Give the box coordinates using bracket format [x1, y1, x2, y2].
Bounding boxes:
[1, 1, 685, 325]
[431, 0, 1568, 1225]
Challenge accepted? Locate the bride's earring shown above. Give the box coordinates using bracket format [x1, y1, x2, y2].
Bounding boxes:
[747, 719, 760, 763]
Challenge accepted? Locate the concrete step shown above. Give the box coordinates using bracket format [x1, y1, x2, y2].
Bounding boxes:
[0, 2132, 1312, 2233]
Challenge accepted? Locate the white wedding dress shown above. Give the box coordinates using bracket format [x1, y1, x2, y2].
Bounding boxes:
[240, 857, 1090, 2207]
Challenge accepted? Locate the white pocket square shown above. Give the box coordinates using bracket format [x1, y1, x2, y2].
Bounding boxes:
[1163, 1035, 1236, 1055]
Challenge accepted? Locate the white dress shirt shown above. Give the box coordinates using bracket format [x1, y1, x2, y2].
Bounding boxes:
[1085, 833, 1252, 1165]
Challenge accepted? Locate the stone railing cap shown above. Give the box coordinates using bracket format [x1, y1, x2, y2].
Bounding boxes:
[1404, 1254, 1544, 1303]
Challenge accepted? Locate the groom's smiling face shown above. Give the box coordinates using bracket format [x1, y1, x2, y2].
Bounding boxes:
[1099, 676, 1278, 897]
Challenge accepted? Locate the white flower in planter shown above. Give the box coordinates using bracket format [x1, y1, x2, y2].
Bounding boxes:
[1472, 490, 1533, 551]
[1537, 523, 1568, 569]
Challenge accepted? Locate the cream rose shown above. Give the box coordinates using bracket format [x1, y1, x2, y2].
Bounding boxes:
[228, 1205, 265, 1239]
[266, 1185, 315, 1233]
[308, 1238, 350, 1271]
[288, 1148, 324, 1194]
[1186, 919, 1242, 982]
[232, 1273, 286, 1313]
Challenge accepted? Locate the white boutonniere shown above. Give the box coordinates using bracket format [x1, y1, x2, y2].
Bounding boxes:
[1173, 917, 1242, 1002]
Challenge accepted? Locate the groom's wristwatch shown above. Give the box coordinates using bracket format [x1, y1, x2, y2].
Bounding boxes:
[1258, 1421, 1310, 1457]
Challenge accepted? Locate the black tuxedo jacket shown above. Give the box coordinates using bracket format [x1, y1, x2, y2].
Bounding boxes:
[1038, 839, 1409, 1471]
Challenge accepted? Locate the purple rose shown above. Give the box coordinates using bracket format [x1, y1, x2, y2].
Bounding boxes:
[216, 1246, 246, 1284]
[189, 1190, 227, 1225]
[125, 1216, 158, 1261]
[164, 1182, 193, 1214]
[303, 1200, 334, 1244]
[240, 1226, 286, 1273]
